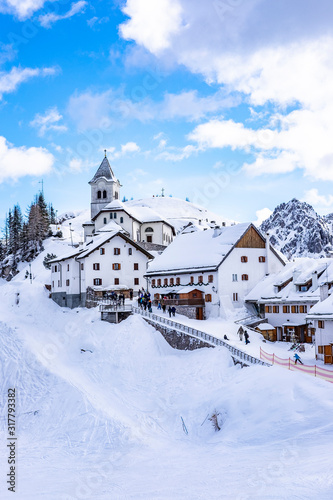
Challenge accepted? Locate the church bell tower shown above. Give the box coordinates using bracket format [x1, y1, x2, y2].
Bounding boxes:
[89, 151, 121, 219]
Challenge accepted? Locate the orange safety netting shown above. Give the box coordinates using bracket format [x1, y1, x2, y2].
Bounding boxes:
[259, 348, 333, 383]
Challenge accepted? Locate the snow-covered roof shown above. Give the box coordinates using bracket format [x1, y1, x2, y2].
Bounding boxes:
[89, 156, 117, 184]
[307, 291, 333, 317]
[177, 286, 204, 294]
[146, 223, 253, 274]
[97, 200, 174, 229]
[256, 323, 275, 331]
[245, 258, 332, 303]
[49, 230, 153, 263]
[97, 220, 124, 233]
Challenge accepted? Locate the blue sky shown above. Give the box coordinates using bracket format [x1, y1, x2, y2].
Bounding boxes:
[1, 0, 333, 226]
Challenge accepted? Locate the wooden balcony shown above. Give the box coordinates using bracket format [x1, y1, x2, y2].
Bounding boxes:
[157, 298, 205, 306]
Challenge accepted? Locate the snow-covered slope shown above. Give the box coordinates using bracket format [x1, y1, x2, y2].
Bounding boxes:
[261, 198, 333, 258]
[125, 196, 232, 233]
[1, 234, 333, 499]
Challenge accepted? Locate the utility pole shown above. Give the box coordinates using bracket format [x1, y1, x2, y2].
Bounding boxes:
[69, 222, 73, 247]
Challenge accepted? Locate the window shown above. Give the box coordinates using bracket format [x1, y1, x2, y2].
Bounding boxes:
[318, 320, 325, 329]
[128, 248, 132, 255]
[300, 286, 308, 292]
[208, 275, 214, 283]
[114, 278, 119, 285]
[93, 263, 100, 270]
[157, 279, 161, 286]
[67, 264, 70, 271]
[283, 305, 290, 313]
[176, 277, 180, 285]
[110, 213, 113, 219]
[259, 256, 266, 263]
[152, 279, 156, 287]
[265, 305, 272, 313]
[205, 294, 212, 302]
[112, 263, 121, 270]
[114, 248, 121, 255]
[164, 278, 168, 286]
[190, 276, 194, 284]
[232, 274, 238, 282]
[134, 278, 139, 285]
[273, 306, 279, 313]
[103, 190, 107, 199]
[233, 293, 238, 302]
[198, 276, 203, 283]
[318, 345, 324, 354]
[58, 280, 61, 287]
[134, 263, 139, 271]
[170, 278, 174, 286]
[52, 265, 58, 273]
[94, 278, 102, 286]
[114, 213, 117, 219]
[100, 248, 105, 255]
[300, 305, 307, 313]
[52, 281, 54, 288]
[81, 263, 84, 271]
[242, 274, 249, 281]
[120, 217, 123, 223]
[97, 190, 101, 199]
[145, 227, 154, 232]
[115, 192, 119, 199]
[66, 279, 70, 286]
[147, 235, 153, 243]
[291, 305, 299, 313]
[103, 218, 107, 225]
[241, 256, 248, 262]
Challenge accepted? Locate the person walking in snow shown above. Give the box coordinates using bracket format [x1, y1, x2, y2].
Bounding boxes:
[171, 306, 176, 317]
[168, 306, 172, 317]
[244, 330, 250, 345]
[238, 326, 243, 342]
[224, 334, 229, 341]
[162, 304, 166, 313]
[294, 353, 303, 365]
[157, 301, 162, 310]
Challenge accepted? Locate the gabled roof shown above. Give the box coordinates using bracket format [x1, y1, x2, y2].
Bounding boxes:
[89, 156, 118, 184]
[49, 230, 154, 263]
[146, 223, 261, 275]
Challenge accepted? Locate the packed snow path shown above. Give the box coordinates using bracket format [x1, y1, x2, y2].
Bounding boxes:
[132, 307, 269, 367]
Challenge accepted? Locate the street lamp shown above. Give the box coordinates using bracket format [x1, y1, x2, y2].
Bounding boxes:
[69, 222, 73, 247]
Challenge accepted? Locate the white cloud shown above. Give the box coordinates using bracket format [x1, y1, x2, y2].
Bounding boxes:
[87, 16, 109, 29]
[69, 158, 83, 173]
[30, 107, 67, 137]
[121, 0, 184, 53]
[121, 142, 140, 154]
[156, 144, 199, 162]
[119, 0, 333, 181]
[0, 136, 54, 183]
[302, 189, 333, 210]
[254, 208, 273, 226]
[0, 66, 57, 100]
[0, 0, 47, 19]
[39, 1, 87, 28]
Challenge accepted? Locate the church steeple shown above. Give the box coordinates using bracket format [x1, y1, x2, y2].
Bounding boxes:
[89, 153, 121, 219]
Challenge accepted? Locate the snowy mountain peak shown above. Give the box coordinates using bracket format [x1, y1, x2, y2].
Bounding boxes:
[260, 198, 333, 258]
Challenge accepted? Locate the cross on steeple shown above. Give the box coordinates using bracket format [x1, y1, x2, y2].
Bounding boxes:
[104, 149, 107, 158]
[161, 188, 165, 197]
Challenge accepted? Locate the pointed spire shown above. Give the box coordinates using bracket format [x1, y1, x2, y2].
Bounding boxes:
[89, 155, 117, 184]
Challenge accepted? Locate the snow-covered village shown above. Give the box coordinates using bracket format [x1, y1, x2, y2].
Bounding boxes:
[1, 2, 333, 500]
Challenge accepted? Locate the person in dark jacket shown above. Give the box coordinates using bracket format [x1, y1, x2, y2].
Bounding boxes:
[244, 330, 250, 344]
[168, 306, 172, 317]
[171, 306, 176, 317]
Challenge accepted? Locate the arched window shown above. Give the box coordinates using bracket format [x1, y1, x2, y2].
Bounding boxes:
[97, 190, 101, 199]
[103, 190, 107, 199]
[145, 227, 154, 232]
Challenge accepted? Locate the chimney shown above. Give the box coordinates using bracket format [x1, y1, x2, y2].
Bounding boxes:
[312, 270, 318, 290]
[320, 284, 329, 302]
[213, 226, 222, 238]
[265, 233, 270, 275]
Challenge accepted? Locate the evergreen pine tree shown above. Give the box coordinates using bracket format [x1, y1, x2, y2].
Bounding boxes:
[49, 204, 57, 224]
[11, 204, 23, 256]
[37, 192, 50, 238]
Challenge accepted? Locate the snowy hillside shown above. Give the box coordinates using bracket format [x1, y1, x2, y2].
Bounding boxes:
[1, 234, 333, 498]
[261, 198, 333, 258]
[125, 196, 233, 233]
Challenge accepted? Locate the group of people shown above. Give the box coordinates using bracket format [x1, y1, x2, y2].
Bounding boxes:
[106, 291, 126, 307]
[138, 290, 152, 312]
[237, 326, 250, 344]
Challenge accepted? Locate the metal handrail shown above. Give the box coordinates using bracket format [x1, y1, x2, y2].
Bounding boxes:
[132, 307, 270, 366]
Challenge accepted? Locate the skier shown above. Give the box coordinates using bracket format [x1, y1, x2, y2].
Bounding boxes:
[244, 330, 250, 345]
[294, 353, 303, 365]
[224, 334, 229, 341]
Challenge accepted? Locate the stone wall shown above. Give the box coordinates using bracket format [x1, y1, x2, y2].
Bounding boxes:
[143, 318, 213, 350]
